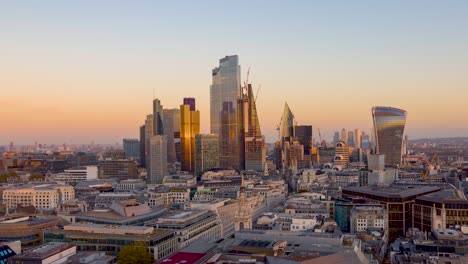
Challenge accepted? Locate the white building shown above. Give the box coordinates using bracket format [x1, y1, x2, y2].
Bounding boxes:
[190, 198, 238, 238]
[147, 188, 190, 207]
[53, 166, 98, 184]
[350, 206, 388, 233]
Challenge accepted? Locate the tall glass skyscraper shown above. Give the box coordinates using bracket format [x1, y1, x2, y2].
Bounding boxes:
[281, 102, 295, 140]
[180, 99, 200, 172]
[372, 106, 407, 167]
[211, 55, 242, 170]
[210, 55, 241, 135]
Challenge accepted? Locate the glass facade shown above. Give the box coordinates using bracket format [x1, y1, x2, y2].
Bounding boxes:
[372, 106, 407, 167]
[281, 102, 294, 140]
[210, 55, 242, 171]
[163, 108, 180, 163]
[210, 55, 241, 136]
[194, 134, 219, 177]
[123, 139, 140, 160]
[180, 102, 200, 172]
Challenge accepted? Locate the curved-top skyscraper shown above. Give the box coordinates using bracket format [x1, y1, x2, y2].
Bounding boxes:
[372, 106, 407, 167]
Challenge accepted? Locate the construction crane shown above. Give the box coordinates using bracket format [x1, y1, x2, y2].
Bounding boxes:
[276, 115, 283, 140]
[421, 152, 438, 182]
[318, 128, 324, 148]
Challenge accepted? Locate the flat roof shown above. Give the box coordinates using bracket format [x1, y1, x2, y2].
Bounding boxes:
[161, 252, 206, 264]
[416, 189, 468, 204]
[343, 185, 440, 199]
[11, 242, 74, 259]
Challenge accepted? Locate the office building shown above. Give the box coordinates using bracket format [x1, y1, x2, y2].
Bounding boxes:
[190, 199, 238, 238]
[163, 108, 180, 163]
[44, 223, 178, 260]
[210, 55, 241, 136]
[350, 206, 388, 233]
[340, 128, 347, 142]
[53, 166, 98, 184]
[98, 160, 137, 180]
[342, 185, 440, 241]
[139, 125, 146, 167]
[8, 242, 76, 264]
[240, 84, 266, 172]
[347, 131, 354, 147]
[281, 102, 295, 140]
[194, 134, 219, 177]
[355, 128, 362, 149]
[413, 189, 468, 232]
[123, 139, 140, 160]
[219, 101, 242, 170]
[146, 210, 221, 249]
[148, 135, 168, 184]
[152, 98, 164, 136]
[180, 99, 200, 172]
[2, 184, 75, 210]
[361, 133, 370, 149]
[333, 131, 340, 144]
[334, 141, 349, 169]
[144, 114, 154, 171]
[0, 216, 62, 248]
[295, 125, 312, 155]
[372, 106, 407, 167]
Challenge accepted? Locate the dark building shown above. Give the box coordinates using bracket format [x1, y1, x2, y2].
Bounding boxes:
[413, 189, 468, 232]
[294, 125, 313, 155]
[139, 125, 146, 167]
[183, 97, 196, 111]
[123, 139, 140, 160]
[98, 160, 138, 180]
[342, 185, 440, 241]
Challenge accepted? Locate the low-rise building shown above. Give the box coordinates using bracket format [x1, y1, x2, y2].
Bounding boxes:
[350, 206, 388, 233]
[190, 199, 238, 238]
[8, 242, 76, 264]
[98, 159, 138, 180]
[115, 179, 146, 191]
[94, 192, 134, 208]
[44, 223, 178, 260]
[0, 215, 61, 248]
[53, 166, 98, 184]
[67, 199, 166, 226]
[2, 184, 75, 210]
[146, 210, 221, 249]
[147, 188, 190, 206]
[163, 174, 197, 188]
[413, 189, 468, 232]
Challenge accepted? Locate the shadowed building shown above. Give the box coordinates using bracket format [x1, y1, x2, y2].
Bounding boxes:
[211, 56, 243, 171]
[240, 84, 265, 172]
[194, 134, 219, 177]
[372, 106, 407, 167]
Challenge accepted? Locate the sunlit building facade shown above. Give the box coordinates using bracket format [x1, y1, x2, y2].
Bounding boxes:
[281, 102, 295, 140]
[180, 100, 200, 172]
[372, 106, 407, 167]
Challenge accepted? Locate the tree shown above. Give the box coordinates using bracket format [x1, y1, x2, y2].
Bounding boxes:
[116, 241, 153, 264]
[29, 172, 45, 181]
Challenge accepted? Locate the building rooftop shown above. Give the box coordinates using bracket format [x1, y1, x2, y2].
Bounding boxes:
[343, 185, 440, 199]
[416, 189, 468, 204]
[160, 252, 206, 264]
[10, 242, 74, 260]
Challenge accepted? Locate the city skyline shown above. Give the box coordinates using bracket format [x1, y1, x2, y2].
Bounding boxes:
[2, 1, 468, 144]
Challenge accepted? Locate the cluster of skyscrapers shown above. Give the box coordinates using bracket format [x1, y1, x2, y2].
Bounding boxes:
[129, 55, 266, 183]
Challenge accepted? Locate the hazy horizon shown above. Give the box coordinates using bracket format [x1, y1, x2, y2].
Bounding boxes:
[2, 1, 468, 145]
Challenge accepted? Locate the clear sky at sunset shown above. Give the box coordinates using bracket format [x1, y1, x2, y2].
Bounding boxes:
[1, 1, 468, 144]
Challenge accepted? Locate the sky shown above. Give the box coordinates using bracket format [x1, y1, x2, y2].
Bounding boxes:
[1, 1, 468, 144]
